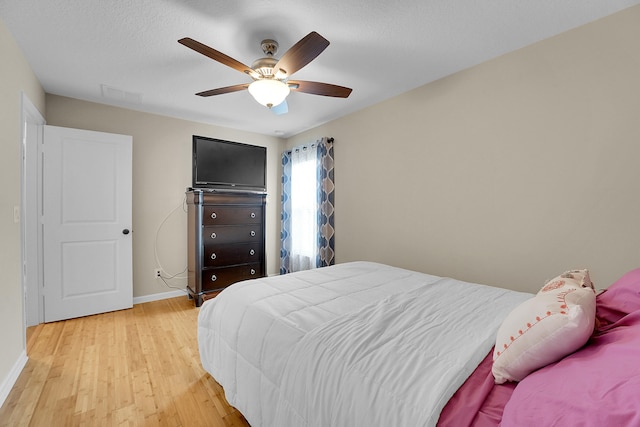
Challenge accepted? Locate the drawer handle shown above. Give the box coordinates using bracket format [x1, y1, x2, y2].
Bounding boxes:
[250, 212, 256, 219]
[250, 230, 256, 237]
[249, 249, 255, 256]
[210, 253, 217, 260]
[210, 212, 217, 219]
[211, 274, 217, 282]
[210, 232, 217, 239]
[250, 269, 256, 275]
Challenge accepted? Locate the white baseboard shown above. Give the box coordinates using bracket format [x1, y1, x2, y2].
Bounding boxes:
[0, 350, 28, 408]
[133, 289, 188, 305]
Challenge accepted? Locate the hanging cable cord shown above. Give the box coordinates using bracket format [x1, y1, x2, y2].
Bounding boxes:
[154, 196, 188, 292]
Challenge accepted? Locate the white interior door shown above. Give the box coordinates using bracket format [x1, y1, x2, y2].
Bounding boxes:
[43, 125, 132, 322]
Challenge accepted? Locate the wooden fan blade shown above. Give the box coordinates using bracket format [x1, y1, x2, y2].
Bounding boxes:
[288, 80, 352, 98]
[196, 84, 250, 97]
[273, 32, 330, 78]
[178, 38, 259, 78]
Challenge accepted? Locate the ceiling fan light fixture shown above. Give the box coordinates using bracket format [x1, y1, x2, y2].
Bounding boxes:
[248, 79, 290, 108]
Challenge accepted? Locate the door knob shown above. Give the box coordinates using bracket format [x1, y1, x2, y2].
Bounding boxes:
[122, 229, 130, 235]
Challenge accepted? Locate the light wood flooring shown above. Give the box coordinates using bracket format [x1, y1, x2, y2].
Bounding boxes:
[0, 297, 250, 427]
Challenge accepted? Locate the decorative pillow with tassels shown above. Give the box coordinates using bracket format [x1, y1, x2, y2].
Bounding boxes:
[492, 269, 596, 384]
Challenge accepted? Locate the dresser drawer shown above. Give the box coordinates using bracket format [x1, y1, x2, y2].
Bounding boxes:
[203, 225, 262, 244]
[204, 243, 262, 267]
[203, 205, 262, 225]
[201, 263, 262, 291]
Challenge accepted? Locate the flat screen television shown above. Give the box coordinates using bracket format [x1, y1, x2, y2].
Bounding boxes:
[192, 135, 267, 192]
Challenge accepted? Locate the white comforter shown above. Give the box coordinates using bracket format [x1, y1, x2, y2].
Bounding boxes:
[198, 261, 531, 427]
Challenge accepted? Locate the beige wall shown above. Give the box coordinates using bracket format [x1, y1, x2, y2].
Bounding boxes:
[288, 6, 640, 293]
[0, 18, 45, 396]
[46, 96, 285, 298]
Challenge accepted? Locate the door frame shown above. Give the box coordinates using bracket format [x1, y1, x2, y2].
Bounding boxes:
[21, 93, 45, 332]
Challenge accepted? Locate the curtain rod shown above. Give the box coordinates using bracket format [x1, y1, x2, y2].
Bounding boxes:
[285, 137, 334, 155]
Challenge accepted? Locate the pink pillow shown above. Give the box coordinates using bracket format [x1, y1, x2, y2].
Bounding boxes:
[492, 270, 596, 384]
[596, 268, 640, 326]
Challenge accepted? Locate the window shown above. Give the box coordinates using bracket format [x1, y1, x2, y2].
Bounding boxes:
[280, 137, 335, 274]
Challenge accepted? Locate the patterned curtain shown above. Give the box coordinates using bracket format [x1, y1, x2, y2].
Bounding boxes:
[280, 137, 335, 274]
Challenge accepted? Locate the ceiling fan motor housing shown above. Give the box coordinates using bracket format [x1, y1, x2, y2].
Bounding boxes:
[251, 57, 278, 78]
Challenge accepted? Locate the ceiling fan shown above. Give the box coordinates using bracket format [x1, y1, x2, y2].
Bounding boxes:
[178, 32, 352, 114]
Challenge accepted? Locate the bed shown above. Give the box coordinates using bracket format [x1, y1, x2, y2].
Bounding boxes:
[198, 261, 640, 426]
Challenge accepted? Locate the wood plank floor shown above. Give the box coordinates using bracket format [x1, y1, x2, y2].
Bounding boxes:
[0, 297, 249, 427]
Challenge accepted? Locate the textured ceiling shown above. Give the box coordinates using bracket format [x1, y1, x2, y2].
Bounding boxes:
[1, 0, 638, 137]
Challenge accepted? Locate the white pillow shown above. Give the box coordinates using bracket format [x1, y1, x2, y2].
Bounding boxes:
[492, 269, 596, 384]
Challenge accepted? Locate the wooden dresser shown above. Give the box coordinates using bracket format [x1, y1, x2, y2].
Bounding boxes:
[186, 189, 266, 306]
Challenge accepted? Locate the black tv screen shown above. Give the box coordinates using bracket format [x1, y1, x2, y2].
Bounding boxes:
[192, 136, 267, 192]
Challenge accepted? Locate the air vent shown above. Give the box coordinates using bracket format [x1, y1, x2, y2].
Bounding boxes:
[100, 84, 143, 104]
